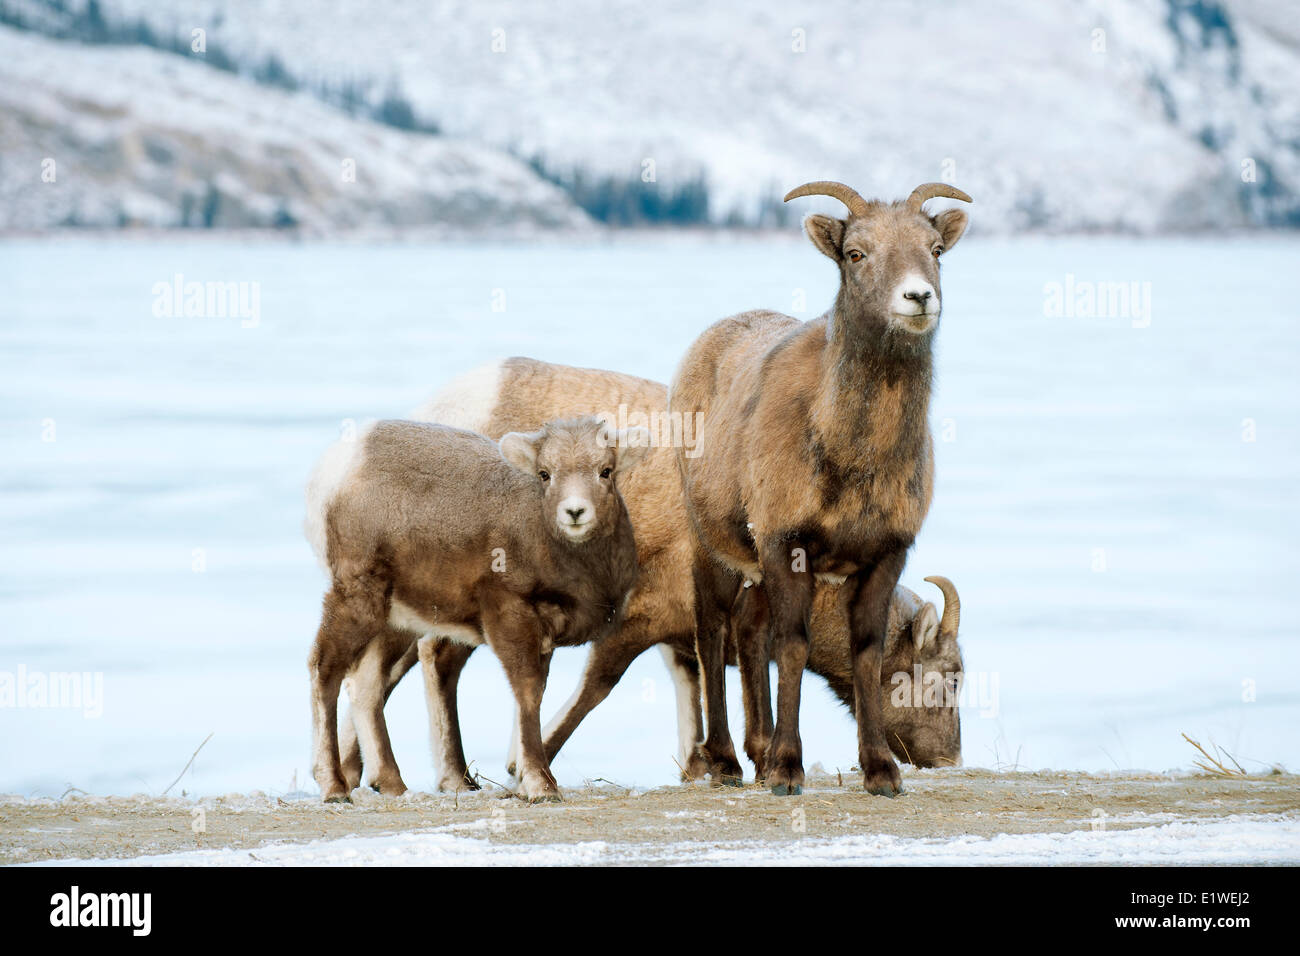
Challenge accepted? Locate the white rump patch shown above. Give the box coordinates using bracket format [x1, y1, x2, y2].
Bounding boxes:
[409, 359, 505, 430]
[304, 421, 374, 571]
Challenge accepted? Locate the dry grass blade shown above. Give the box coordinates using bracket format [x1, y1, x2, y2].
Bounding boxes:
[1182, 733, 1247, 777]
[162, 732, 214, 796]
[476, 772, 528, 802]
[893, 732, 914, 768]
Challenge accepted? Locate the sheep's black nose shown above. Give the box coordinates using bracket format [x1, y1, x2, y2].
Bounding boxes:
[903, 289, 932, 304]
[566, 506, 586, 521]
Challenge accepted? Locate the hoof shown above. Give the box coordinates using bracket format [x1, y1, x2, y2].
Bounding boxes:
[323, 793, 351, 804]
[681, 753, 710, 782]
[862, 757, 903, 797]
[770, 783, 803, 797]
[706, 754, 745, 788]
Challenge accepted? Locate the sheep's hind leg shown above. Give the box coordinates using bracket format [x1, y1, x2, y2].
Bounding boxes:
[419, 635, 480, 793]
[309, 580, 386, 803]
[340, 637, 418, 791]
[692, 557, 745, 786]
[513, 617, 662, 776]
[733, 585, 774, 781]
[347, 627, 417, 795]
[660, 642, 710, 781]
[758, 538, 814, 796]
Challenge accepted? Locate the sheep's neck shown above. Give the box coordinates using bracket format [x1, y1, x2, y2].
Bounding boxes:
[811, 302, 933, 468]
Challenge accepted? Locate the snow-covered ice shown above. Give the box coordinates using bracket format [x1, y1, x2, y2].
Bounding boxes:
[1, 232, 1297, 799]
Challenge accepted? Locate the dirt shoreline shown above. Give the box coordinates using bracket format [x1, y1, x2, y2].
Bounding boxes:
[3, 769, 1296, 865]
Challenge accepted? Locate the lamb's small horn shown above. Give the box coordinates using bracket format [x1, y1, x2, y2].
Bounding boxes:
[905, 183, 973, 212]
[924, 575, 961, 639]
[783, 181, 871, 218]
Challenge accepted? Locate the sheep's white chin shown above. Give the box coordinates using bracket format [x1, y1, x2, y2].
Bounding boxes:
[560, 521, 594, 542]
[889, 312, 938, 335]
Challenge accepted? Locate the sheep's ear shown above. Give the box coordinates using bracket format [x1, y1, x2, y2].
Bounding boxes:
[912, 602, 939, 653]
[499, 430, 543, 474]
[804, 214, 845, 261]
[932, 208, 968, 253]
[612, 426, 652, 472]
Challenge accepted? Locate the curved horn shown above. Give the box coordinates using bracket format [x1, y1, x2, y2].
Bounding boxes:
[783, 180, 871, 218]
[906, 183, 973, 212]
[923, 575, 961, 639]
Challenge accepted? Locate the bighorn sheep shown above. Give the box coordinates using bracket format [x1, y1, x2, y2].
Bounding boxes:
[329, 358, 964, 790]
[737, 574, 963, 770]
[306, 416, 646, 802]
[671, 181, 972, 795]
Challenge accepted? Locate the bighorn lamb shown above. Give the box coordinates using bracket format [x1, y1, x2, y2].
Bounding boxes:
[671, 181, 972, 796]
[306, 416, 646, 802]
[332, 358, 964, 790]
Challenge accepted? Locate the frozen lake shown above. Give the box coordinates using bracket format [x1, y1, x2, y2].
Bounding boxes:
[1, 231, 1297, 798]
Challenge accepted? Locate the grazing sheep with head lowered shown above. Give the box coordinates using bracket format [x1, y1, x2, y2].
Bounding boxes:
[671, 181, 972, 796]
[306, 416, 647, 802]
[330, 358, 965, 788]
[733, 574, 964, 773]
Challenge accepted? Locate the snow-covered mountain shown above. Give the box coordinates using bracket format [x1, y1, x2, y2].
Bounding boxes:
[3, 0, 1299, 233]
[0, 25, 590, 232]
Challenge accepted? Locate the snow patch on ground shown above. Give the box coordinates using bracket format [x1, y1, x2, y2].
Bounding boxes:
[34, 814, 1300, 867]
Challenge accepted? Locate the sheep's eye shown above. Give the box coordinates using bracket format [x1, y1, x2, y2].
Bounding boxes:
[538, 470, 550, 482]
[600, 467, 613, 480]
[847, 250, 864, 263]
[932, 246, 944, 258]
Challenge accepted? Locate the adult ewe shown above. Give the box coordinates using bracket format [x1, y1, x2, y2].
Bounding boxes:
[671, 181, 971, 795]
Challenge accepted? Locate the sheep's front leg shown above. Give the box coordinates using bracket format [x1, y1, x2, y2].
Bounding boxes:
[418, 636, 479, 792]
[522, 617, 665, 774]
[849, 551, 906, 797]
[482, 598, 559, 802]
[505, 646, 550, 778]
[758, 537, 814, 796]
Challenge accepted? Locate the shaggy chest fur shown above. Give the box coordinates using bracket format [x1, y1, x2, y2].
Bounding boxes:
[527, 525, 639, 647]
[386, 520, 639, 650]
[804, 438, 931, 553]
[741, 335, 934, 574]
